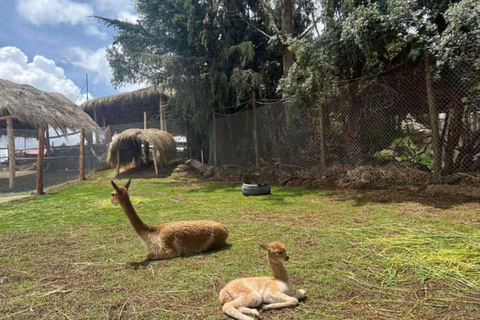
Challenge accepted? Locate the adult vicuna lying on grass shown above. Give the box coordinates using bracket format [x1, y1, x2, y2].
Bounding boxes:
[110, 180, 229, 260]
[219, 242, 307, 320]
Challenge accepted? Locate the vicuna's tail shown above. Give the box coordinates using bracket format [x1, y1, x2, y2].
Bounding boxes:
[222, 300, 254, 320]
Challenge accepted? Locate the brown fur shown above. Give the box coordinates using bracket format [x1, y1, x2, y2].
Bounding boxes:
[110, 180, 228, 260]
[219, 242, 307, 320]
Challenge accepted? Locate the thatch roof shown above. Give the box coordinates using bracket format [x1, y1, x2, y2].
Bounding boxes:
[107, 128, 176, 168]
[80, 87, 169, 126]
[0, 79, 100, 134]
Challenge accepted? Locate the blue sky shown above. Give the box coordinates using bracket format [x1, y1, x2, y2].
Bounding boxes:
[0, 0, 143, 104]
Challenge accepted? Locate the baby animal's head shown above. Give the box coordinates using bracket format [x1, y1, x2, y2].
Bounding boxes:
[260, 242, 289, 262]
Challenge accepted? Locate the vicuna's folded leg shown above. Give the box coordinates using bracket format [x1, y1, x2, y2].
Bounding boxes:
[223, 296, 259, 320]
[237, 307, 260, 317]
[262, 292, 299, 311]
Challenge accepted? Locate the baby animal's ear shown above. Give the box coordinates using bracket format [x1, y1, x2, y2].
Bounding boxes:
[259, 242, 270, 251]
[125, 179, 132, 190]
[111, 180, 120, 191]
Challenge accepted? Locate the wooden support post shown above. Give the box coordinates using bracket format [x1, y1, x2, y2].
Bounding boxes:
[159, 95, 164, 130]
[425, 55, 442, 181]
[252, 89, 259, 171]
[152, 148, 159, 176]
[144, 111, 148, 130]
[144, 142, 150, 164]
[36, 128, 45, 195]
[116, 149, 120, 177]
[319, 103, 326, 176]
[79, 129, 86, 181]
[7, 118, 15, 189]
[163, 108, 167, 132]
[45, 129, 50, 157]
[107, 125, 112, 144]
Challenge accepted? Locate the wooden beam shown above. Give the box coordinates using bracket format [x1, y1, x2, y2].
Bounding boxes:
[144, 111, 148, 130]
[79, 129, 86, 180]
[7, 118, 15, 189]
[36, 128, 45, 195]
[0, 115, 19, 121]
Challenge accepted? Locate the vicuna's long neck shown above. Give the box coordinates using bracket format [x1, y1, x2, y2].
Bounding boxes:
[118, 195, 150, 235]
[268, 258, 289, 285]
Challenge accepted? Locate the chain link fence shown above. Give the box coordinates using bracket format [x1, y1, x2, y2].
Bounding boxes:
[212, 62, 480, 185]
[0, 118, 186, 195]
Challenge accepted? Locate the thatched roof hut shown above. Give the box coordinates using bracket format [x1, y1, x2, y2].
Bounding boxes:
[80, 87, 169, 126]
[107, 128, 176, 176]
[0, 79, 100, 194]
[0, 79, 99, 132]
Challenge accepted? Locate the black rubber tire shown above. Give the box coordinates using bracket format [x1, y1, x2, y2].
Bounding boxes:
[241, 182, 271, 196]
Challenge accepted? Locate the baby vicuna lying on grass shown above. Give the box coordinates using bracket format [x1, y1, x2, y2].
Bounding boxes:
[110, 180, 228, 260]
[219, 242, 307, 320]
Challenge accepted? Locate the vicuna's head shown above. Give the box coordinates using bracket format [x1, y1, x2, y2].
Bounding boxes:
[110, 179, 131, 205]
[260, 242, 289, 263]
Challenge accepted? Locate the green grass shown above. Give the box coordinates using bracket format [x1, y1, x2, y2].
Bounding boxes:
[0, 168, 479, 319]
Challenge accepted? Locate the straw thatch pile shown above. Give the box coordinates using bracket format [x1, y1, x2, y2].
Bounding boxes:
[80, 87, 169, 125]
[0, 79, 99, 133]
[107, 129, 176, 169]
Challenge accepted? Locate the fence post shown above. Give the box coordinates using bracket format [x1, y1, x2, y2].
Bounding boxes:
[36, 128, 45, 195]
[319, 103, 326, 176]
[79, 129, 86, 181]
[425, 55, 442, 181]
[252, 89, 259, 171]
[159, 94, 164, 130]
[7, 118, 15, 189]
[212, 108, 217, 166]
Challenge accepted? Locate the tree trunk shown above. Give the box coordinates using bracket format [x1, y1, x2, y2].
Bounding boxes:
[36, 128, 45, 195]
[281, 0, 294, 77]
[425, 55, 442, 180]
[7, 118, 15, 189]
[79, 129, 86, 181]
[443, 91, 464, 174]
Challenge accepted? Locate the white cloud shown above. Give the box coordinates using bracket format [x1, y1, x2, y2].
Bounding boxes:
[66, 47, 112, 85]
[66, 46, 147, 91]
[16, 0, 93, 26]
[0, 46, 87, 104]
[117, 11, 139, 24]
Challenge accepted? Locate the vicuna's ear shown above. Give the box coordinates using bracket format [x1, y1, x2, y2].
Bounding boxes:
[125, 179, 132, 190]
[259, 242, 270, 251]
[111, 180, 120, 191]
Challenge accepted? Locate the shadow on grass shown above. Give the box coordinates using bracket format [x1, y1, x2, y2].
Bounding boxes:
[127, 243, 233, 270]
[322, 188, 478, 209]
[116, 164, 175, 180]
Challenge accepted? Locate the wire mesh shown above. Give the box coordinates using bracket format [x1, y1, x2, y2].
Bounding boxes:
[212, 62, 480, 180]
